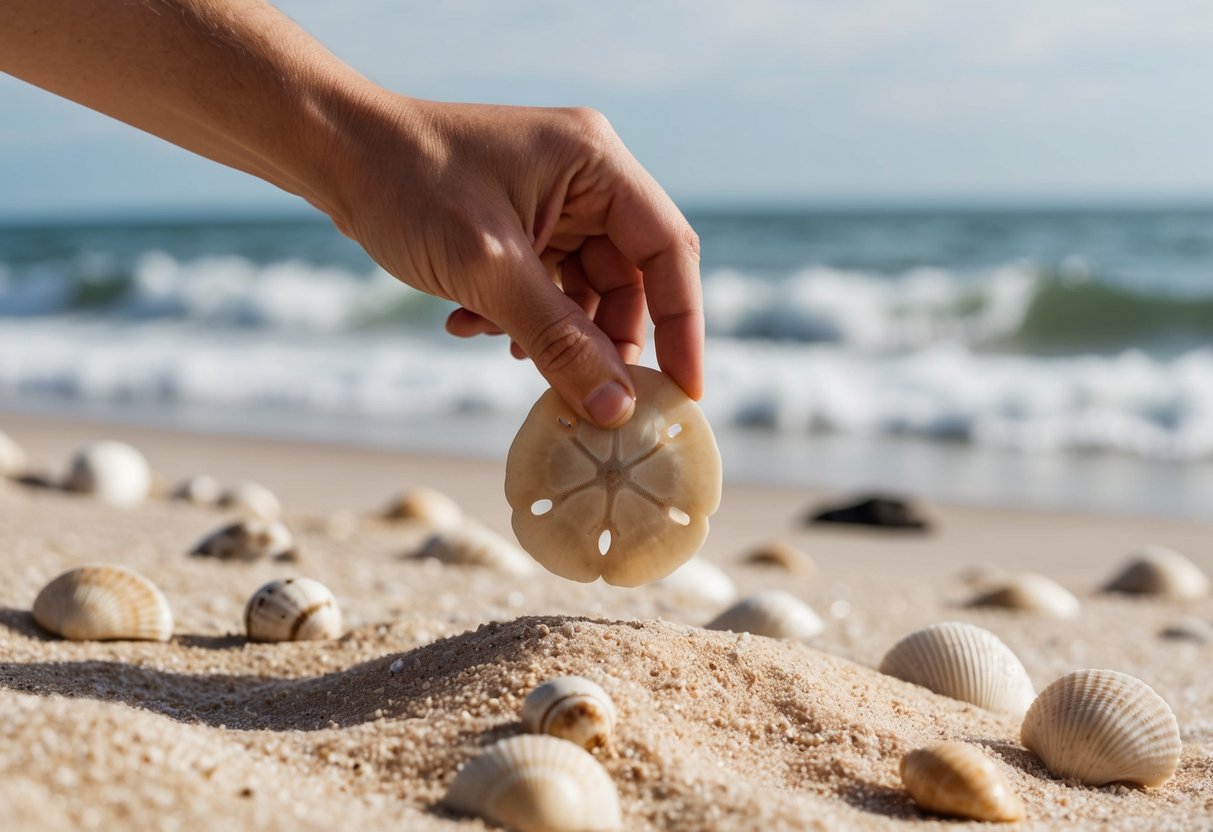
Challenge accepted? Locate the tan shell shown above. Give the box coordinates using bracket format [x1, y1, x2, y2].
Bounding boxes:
[33, 565, 173, 641]
[1021, 668, 1181, 787]
[706, 590, 823, 642]
[654, 558, 737, 606]
[382, 486, 462, 528]
[968, 573, 1081, 619]
[879, 622, 1035, 716]
[741, 539, 816, 576]
[218, 481, 281, 521]
[191, 519, 296, 562]
[243, 577, 342, 642]
[443, 735, 622, 832]
[63, 440, 151, 508]
[901, 742, 1025, 823]
[1104, 545, 1209, 600]
[0, 429, 27, 477]
[505, 365, 722, 587]
[418, 521, 535, 577]
[522, 676, 617, 751]
[171, 474, 223, 506]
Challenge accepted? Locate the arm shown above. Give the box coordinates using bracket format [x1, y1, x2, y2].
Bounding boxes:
[1, 0, 704, 427]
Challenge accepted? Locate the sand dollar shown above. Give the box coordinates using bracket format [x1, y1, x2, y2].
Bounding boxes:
[505, 366, 722, 587]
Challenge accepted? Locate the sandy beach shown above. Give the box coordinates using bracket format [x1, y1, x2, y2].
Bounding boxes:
[3, 411, 1212, 831]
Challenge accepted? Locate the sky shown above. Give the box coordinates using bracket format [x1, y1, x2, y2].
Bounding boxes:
[2, 0, 1212, 218]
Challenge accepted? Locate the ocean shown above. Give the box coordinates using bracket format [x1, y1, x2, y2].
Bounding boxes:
[2, 205, 1212, 519]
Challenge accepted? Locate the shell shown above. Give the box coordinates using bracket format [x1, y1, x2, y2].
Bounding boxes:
[218, 481, 281, 521]
[522, 676, 617, 751]
[654, 558, 737, 606]
[1160, 616, 1213, 644]
[1021, 668, 1181, 787]
[705, 590, 823, 642]
[505, 365, 722, 587]
[741, 539, 815, 576]
[443, 735, 622, 832]
[968, 573, 1081, 619]
[382, 486, 462, 528]
[0, 429, 28, 477]
[900, 742, 1025, 823]
[171, 474, 223, 506]
[418, 521, 534, 576]
[243, 577, 342, 642]
[191, 519, 296, 562]
[32, 565, 173, 641]
[1103, 545, 1209, 600]
[63, 441, 151, 508]
[878, 622, 1036, 716]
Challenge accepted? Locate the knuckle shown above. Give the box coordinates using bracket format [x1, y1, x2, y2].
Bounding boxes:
[678, 225, 702, 263]
[531, 312, 593, 376]
[563, 106, 616, 151]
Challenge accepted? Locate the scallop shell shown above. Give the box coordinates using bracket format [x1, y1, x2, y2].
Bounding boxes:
[1104, 545, 1209, 600]
[654, 558, 737, 606]
[505, 365, 722, 587]
[443, 735, 622, 832]
[741, 539, 815, 576]
[382, 486, 462, 528]
[243, 577, 342, 642]
[522, 676, 617, 751]
[218, 481, 281, 521]
[705, 590, 823, 642]
[0, 429, 28, 477]
[32, 565, 173, 641]
[418, 521, 535, 576]
[171, 474, 223, 506]
[191, 519, 296, 562]
[878, 622, 1036, 716]
[1020, 668, 1181, 787]
[63, 441, 151, 508]
[968, 573, 1080, 619]
[901, 742, 1025, 823]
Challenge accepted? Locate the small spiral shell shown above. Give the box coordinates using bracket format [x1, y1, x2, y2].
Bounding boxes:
[191, 519, 296, 562]
[900, 742, 1025, 823]
[243, 577, 342, 642]
[522, 676, 617, 751]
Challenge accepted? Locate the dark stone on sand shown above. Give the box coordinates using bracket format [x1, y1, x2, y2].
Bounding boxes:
[807, 495, 931, 532]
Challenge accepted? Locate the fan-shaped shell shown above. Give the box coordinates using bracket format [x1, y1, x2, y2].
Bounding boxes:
[382, 486, 462, 528]
[191, 519, 296, 561]
[968, 573, 1080, 619]
[741, 539, 815, 576]
[33, 565, 173, 641]
[878, 622, 1035, 716]
[505, 365, 722, 587]
[1020, 668, 1181, 787]
[522, 676, 617, 751]
[243, 577, 342, 642]
[705, 590, 823, 642]
[443, 735, 622, 832]
[418, 521, 534, 576]
[63, 441, 151, 508]
[900, 742, 1025, 823]
[171, 474, 223, 506]
[0, 429, 27, 477]
[1104, 545, 1209, 601]
[218, 481, 281, 521]
[654, 558, 737, 606]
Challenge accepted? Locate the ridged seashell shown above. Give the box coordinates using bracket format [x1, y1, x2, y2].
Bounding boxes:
[741, 539, 815, 576]
[901, 742, 1025, 823]
[654, 558, 737, 606]
[171, 474, 223, 506]
[243, 577, 342, 642]
[418, 521, 534, 576]
[705, 590, 823, 642]
[0, 429, 28, 477]
[1103, 545, 1209, 601]
[218, 481, 281, 521]
[1021, 669, 1181, 787]
[443, 735, 622, 832]
[191, 519, 296, 562]
[968, 573, 1080, 619]
[32, 565, 173, 641]
[382, 486, 462, 528]
[505, 365, 722, 587]
[522, 676, 617, 751]
[878, 622, 1035, 716]
[63, 441, 151, 508]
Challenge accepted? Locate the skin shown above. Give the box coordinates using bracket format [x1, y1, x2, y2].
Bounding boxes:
[0, 0, 704, 428]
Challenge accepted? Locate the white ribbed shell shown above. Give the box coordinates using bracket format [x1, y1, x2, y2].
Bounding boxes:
[0, 429, 27, 477]
[900, 742, 1025, 823]
[654, 558, 737, 605]
[419, 521, 535, 577]
[969, 573, 1081, 618]
[171, 474, 223, 506]
[33, 565, 173, 641]
[879, 622, 1036, 716]
[1104, 545, 1209, 600]
[192, 519, 295, 561]
[218, 481, 281, 521]
[382, 486, 462, 528]
[705, 590, 823, 642]
[63, 441, 151, 508]
[444, 735, 622, 832]
[243, 577, 342, 642]
[1020, 668, 1181, 787]
[522, 676, 617, 751]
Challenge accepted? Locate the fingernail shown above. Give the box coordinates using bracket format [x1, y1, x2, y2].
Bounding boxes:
[584, 381, 635, 427]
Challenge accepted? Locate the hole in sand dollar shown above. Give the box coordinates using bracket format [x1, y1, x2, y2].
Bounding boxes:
[530, 498, 553, 516]
[558, 415, 576, 429]
[598, 529, 612, 556]
[667, 423, 683, 438]
[668, 506, 691, 526]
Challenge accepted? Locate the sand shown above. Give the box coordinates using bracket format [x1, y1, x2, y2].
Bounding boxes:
[2, 412, 1213, 831]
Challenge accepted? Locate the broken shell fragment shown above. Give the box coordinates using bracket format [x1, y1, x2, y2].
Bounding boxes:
[382, 486, 462, 528]
[417, 521, 534, 577]
[1103, 545, 1209, 601]
[244, 577, 342, 642]
[879, 622, 1035, 716]
[654, 558, 737, 606]
[741, 539, 816, 576]
[171, 474, 223, 506]
[32, 565, 173, 641]
[191, 519, 296, 562]
[218, 481, 281, 521]
[443, 735, 622, 832]
[63, 440, 151, 508]
[1021, 668, 1181, 787]
[900, 742, 1025, 823]
[522, 676, 617, 751]
[0, 429, 27, 477]
[968, 573, 1080, 619]
[505, 365, 722, 587]
[705, 590, 823, 642]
